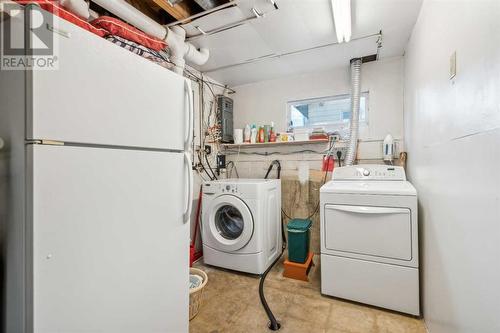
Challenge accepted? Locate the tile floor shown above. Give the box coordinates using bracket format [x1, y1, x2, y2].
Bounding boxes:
[190, 255, 426, 333]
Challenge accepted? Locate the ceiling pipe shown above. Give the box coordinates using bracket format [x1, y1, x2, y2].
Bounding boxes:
[92, 0, 210, 74]
[166, 25, 209, 73]
[60, 0, 91, 19]
[167, 0, 239, 27]
[193, 0, 226, 11]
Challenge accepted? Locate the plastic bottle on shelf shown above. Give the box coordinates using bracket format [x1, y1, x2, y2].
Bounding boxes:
[250, 125, 257, 144]
[244, 124, 251, 143]
[258, 126, 265, 143]
[269, 122, 277, 142]
[264, 125, 270, 142]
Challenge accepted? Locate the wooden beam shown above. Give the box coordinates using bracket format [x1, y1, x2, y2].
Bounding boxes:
[152, 0, 193, 21]
[125, 0, 167, 23]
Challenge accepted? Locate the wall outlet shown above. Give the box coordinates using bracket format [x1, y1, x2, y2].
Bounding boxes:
[333, 147, 347, 160]
[449, 51, 457, 80]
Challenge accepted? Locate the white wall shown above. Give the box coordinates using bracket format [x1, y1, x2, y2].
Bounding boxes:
[404, 1, 500, 332]
[189, 74, 226, 254]
[232, 56, 405, 159]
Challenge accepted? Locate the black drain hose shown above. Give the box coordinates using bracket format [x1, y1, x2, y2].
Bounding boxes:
[259, 214, 287, 331]
[260, 160, 285, 331]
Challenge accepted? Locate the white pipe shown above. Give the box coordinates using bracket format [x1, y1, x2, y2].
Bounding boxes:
[60, 0, 91, 19]
[92, 0, 167, 39]
[345, 58, 362, 165]
[89, 8, 100, 20]
[165, 26, 187, 74]
[93, 0, 209, 74]
[185, 43, 210, 65]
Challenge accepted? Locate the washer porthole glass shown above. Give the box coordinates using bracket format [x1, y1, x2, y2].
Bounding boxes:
[215, 205, 244, 240]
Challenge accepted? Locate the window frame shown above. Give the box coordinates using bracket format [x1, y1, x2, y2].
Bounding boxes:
[286, 92, 369, 132]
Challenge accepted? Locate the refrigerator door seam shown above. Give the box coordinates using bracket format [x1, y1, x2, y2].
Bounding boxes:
[183, 152, 194, 224]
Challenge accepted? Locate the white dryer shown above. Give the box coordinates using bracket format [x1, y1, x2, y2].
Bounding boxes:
[320, 165, 419, 315]
[201, 179, 282, 275]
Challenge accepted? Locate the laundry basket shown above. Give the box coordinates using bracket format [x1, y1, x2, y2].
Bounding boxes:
[189, 268, 208, 320]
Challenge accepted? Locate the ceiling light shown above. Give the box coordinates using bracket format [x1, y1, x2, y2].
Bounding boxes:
[331, 0, 352, 43]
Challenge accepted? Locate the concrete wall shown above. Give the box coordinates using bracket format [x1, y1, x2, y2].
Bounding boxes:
[220, 57, 406, 252]
[232, 56, 405, 160]
[189, 75, 226, 255]
[404, 1, 500, 332]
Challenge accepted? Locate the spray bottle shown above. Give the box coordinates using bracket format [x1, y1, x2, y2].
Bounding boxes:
[383, 134, 395, 163]
[250, 125, 257, 144]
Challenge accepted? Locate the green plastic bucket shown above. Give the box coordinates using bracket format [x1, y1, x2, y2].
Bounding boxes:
[287, 219, 312, 264]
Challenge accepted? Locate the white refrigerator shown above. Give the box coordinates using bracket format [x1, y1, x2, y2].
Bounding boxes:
[1, 7, 193, 333]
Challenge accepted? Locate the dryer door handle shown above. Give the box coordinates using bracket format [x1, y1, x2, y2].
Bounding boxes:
[326, 205, 408, 215]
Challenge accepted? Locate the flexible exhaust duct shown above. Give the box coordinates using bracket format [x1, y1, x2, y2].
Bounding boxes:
[345, 58, 362, 166]
[92, 0, 209, 74]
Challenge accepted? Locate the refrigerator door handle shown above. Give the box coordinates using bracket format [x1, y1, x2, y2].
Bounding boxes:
[183, 152, 194, 224]
[184, 80, 194, 151]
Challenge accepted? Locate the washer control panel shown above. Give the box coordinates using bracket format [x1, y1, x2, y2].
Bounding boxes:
[203, 182, 240, 195]
[333, 165, 406, 181]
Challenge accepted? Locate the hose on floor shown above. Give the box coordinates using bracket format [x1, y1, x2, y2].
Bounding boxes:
[260, 160, 285, 330]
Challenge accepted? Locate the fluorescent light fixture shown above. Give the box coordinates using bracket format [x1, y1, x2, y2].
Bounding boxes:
[331, 0, 352, 43]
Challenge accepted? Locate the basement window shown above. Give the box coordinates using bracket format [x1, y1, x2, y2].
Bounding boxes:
[287, 92, 368, 135]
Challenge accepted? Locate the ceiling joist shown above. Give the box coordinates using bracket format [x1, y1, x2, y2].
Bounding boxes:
[152, 0, 194, 21]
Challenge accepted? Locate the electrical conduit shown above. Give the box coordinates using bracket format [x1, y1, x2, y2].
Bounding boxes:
[92, 0, 209, 74]
[345, 58, 362, 166]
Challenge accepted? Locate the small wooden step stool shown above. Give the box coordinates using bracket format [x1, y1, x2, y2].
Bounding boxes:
[283, 252, 314, 282]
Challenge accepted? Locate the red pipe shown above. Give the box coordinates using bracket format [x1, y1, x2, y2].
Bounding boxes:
[190, 185, 203, 267]
[191, 185, 203, 247]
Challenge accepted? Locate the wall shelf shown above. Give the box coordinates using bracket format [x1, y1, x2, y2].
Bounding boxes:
[220, 139, 330, 149]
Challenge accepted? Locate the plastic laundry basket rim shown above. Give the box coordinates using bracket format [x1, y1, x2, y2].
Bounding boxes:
[189, 268, 208, 294]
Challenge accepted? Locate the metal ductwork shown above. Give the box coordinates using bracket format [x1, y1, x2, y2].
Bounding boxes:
[193, 0, 227, 10]
[345, 58, 362, 166]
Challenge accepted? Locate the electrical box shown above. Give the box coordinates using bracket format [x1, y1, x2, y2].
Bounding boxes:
[217, 95, 233, 143]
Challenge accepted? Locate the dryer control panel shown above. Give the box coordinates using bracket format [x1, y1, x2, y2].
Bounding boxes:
[333, 165, 406, 181]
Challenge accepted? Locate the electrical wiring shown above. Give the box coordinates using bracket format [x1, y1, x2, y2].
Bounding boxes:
[197, 150, 215, 181]
[204, 153, 218, 180]
[183, 65, 238, 184]
[185, 68, 228, 182]
[184, 64, 236, 94]
[264, 160, 281, 179]
[279, 137, 336, 220]
[226, 161, 239, 178]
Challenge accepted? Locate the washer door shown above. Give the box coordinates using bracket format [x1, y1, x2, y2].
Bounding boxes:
[206, 195, 254, 252]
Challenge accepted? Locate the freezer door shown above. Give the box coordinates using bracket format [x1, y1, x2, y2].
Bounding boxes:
[28, 145, 188, 333]
[26, 8, 188, 150]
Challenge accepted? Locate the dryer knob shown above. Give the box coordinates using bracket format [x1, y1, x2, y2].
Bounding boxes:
[363, 169, 370, 176]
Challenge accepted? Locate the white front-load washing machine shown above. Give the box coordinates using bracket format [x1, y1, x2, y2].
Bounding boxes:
[201, 179, 282, 275]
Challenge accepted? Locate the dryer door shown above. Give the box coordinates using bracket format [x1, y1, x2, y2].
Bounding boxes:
[206, 195, 254, 252]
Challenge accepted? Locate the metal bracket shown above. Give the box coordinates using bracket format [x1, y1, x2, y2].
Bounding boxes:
[195, 26, 207, 35]
[252, 7, 263, 18]
[268, 0, 279, 10]
[46, 23, 71, 38]
[26, 139, 64, 146]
